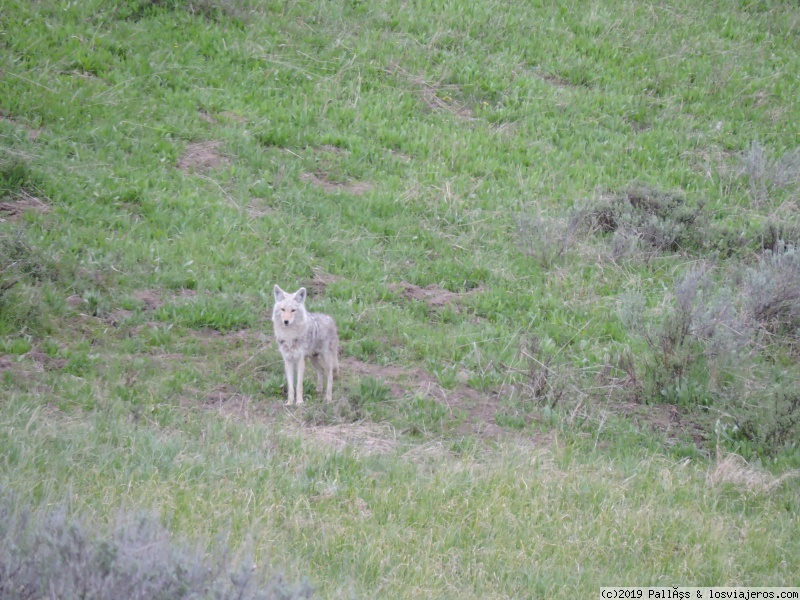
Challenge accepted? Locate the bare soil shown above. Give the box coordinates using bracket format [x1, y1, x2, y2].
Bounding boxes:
[342, 356, 504, 438]
[134, 289, 164, 310]
[300, 172, 373, 195]
[388, 282, 479, 308]
[177, 140, 228, 173]
[0, 190, 49, 222]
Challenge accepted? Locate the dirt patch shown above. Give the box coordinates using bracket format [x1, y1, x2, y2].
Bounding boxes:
[341, 356, 413, 398]
[0, 355, 38, 386]
[65, 294, 86, 309]
[0, 355, 16, 374]
[342, 356, 504, 438]
[22, 350, 67, 372]
[0, 190, 49, 222]
[220, 111, 247, 123]
[414, 376, 505, 438]
[316, 144, 351, 156]
[196, 384, 255, 418]
[184, 327, 265, 344]
[611, 400, 706, 446]
[529, 68, 578, 88]
[128, 321, 166, 337]
[300, 172, 373, 196]
[302, 270, 345, 299]
[388, 282, 478, 308]
[198, 109, 217, 124]
[386, 149, 412, 162]
[186, 382, 282, 422]
[246, 198, 274, 219]
[177, 140, 228, 173]
[105, 309, 133, 327]
[134, 289, 163, 310]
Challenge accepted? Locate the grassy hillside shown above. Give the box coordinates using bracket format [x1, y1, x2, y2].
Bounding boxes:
[1, 0, 799, 596]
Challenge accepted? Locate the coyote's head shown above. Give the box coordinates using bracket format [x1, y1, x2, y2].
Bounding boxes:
[273, 285, 307, 327]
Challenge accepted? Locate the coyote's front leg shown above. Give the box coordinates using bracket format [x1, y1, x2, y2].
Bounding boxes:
[283, 358, 296, 405]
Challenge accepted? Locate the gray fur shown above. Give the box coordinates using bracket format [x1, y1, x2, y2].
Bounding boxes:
[272, 285, 339, 405]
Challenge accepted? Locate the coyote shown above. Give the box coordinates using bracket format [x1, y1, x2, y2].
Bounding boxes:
[272, 285, 339, 405]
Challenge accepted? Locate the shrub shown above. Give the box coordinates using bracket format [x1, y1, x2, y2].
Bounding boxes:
[717, 389, 800, 458]
[743, 141, 800, 207]
[587, 185, 706, 256]
[516, 209, 582, 268]
[743, 243, 800, 342]
[0, 491, 314, 600]
[621, 258, 800, 456]
[501, 335, 570, 409]
[629, 267, 717, 403]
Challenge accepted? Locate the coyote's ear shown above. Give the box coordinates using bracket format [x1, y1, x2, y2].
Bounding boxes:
[273, 285, 286, 302]
[295, 287, 307, 304]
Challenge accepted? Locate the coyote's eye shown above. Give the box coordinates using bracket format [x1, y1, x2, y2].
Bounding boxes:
[291, 309, 296, 312]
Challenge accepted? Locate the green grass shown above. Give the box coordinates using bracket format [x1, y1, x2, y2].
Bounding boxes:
[2, 0, 800, 596]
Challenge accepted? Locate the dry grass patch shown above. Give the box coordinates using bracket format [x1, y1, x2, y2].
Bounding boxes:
[282, 421, 399, 456]
[707, 451, 800, 493]
[200, 383, 257, 419]
[23, 348, 67, 372]
[245, 198, 275, 219]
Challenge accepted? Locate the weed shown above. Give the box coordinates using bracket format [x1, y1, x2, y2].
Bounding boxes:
[354, 376, 392, 407]
[516, 209, 582, 268]
[0, 159, 32, 199]
[744, 141, 770, 207]
[155, 296, 257, 332]
[301, 397, 362, 426]
[503, 335, 569, 410]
